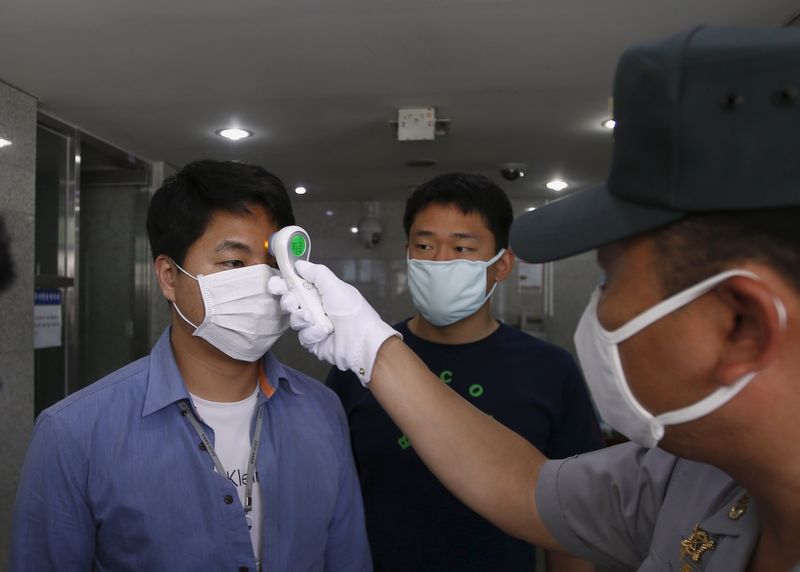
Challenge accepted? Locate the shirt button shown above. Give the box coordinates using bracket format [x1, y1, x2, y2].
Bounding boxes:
[224, 495, 234, 504]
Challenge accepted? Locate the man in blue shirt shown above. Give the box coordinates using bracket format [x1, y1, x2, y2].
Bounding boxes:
[10, 160, 371, 572]
[327, 174, 603, 571]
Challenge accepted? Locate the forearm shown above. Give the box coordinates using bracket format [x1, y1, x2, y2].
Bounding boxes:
[545, 550, 597, 572]
[369, 337, 559, 548]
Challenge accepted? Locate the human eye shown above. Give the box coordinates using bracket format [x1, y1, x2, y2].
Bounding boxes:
[220, 259, 245, 269]
[414, 243, 433, 251]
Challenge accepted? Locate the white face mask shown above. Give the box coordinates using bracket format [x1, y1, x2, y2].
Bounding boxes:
[574, 269, 787, 449]
[407, 249, 505, 326]
[171, 261, 289, 362]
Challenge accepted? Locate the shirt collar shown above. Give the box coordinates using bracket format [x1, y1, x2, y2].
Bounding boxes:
[142, 328, 191, 417]
[262, 351, 305, 397]
[143, 328, 304, 417]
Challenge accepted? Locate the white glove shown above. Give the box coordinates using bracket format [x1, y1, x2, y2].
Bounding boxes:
[267, 260, 401, 385]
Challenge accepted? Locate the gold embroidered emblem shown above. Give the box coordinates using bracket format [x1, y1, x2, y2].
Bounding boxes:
[728, 493, 750, 520]
[680, 523, 716, 562]
[680, 564, 693, 572]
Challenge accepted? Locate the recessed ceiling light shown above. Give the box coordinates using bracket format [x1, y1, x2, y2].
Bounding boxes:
[526, 207, 537, 211]
[0, 138, 12, 148]
[216, 128, 252, 141]
[294, 186, 307, 195]
[75, 154, 81, 164]
[350, 227, 359, 234]
[546, 179, 568, 191]
[325, 210, 334, 216]
[602, 119, 616, 129]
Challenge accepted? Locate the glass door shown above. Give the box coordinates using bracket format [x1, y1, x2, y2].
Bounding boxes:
[77, 134, 151, 387]
[33, 121, 77, 415]
[34, 115, 152, 416]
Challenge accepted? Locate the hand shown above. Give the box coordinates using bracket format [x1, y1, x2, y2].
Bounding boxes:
[268, 260, 400, 385]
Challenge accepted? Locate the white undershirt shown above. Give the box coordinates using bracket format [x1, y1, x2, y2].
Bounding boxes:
[191, 386, 262, 568]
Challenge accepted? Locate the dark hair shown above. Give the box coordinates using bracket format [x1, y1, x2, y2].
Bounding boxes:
[146, 160, 295, 264]
[0, 217, 15, 292]
[653, 208, 800, 295]
[403, 173, 514, 251]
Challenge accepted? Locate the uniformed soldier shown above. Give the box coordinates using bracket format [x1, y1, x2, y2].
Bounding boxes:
[270, 27, 800, 571]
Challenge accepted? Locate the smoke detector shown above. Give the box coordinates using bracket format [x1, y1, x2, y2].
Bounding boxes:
[390, 108, 451, 141]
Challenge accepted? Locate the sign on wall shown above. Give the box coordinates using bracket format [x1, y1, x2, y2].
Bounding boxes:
[34, 288, 62, 349]
[517, 261, 544, 292]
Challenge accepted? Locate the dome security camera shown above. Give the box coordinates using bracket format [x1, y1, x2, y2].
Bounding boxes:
[500, 163, 527, 182]
[357, 216, 383, 249]
[501, 168, 524, 181]
[356, 201, 383, 249]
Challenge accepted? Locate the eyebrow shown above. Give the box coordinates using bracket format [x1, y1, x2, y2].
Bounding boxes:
[412, 230, 480, 241]
[213, 240, 253, 254]
[450, 232, 479, 241]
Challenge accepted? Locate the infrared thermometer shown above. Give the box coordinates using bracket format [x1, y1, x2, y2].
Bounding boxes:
[267, 225, 335, 335]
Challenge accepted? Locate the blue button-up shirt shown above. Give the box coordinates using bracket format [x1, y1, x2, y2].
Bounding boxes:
[10, 329, 372, 572]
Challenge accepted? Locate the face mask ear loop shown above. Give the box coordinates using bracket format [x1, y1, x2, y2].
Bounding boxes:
[169, 258, 200, 330]
[482, 249, 507, 301]
[487, 248, 506, 267]
[654, 280, 788, 429]
[604, 269, 761, 343]
[170, 258, 198, 281]
[774, 296, 788, 331]
[172, 302, 199, 330]
[482, 248, 507, 298]
[483, 281, 499, 301]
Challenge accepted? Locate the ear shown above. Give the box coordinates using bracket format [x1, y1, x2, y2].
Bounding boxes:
[154, 255, 178, 303]
[491, 249, 515, 284]
[712, 275, 785, 386]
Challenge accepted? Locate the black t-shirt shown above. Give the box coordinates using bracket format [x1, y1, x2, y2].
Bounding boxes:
[326, 319, 605, 572]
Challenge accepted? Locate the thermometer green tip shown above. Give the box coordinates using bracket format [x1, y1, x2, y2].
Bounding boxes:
[290, 234, 307, 257]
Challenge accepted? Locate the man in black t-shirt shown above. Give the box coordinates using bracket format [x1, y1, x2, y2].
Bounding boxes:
[327, 173, 604, 572]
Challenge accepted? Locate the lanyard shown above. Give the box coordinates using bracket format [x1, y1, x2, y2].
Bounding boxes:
[178, 399, 265, 514]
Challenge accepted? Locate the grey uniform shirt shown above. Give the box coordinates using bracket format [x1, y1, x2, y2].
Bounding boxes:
[537, 442, 758, 571]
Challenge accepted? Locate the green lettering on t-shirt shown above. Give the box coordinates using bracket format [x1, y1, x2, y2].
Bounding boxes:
[398, 435, 411, 450]
[468, 384, 484, 398]
[439, 370, 453, 384]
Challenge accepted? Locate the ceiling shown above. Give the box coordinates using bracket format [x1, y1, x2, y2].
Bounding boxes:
[1, 0, 798, 201]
